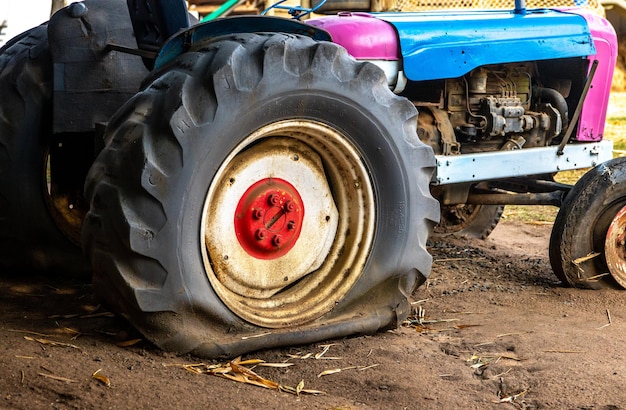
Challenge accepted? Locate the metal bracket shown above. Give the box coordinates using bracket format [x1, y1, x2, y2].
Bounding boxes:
[262, 0, 327, 19]
[433, 140, 613, 186]
[106, 44, 157, 59]
[557, 59, 599, 155]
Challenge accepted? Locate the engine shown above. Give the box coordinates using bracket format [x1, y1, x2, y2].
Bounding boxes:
[416, 63, 568, 155]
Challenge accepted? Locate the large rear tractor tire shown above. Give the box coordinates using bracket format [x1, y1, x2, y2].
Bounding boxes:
[549, 157, 626, 289]
[82, 33, 439, 358]
[0, 25, 87, 273]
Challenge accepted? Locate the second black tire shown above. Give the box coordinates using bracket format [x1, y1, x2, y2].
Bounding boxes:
[0, 25, 87, 273]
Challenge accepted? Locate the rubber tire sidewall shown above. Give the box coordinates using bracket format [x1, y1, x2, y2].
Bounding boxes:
[0, 25, 87, 273]
[83, 33, 438, 357]
[549, 157, 626, 289]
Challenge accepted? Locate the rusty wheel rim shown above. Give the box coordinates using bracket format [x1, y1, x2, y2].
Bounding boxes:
[200, 120, 375, 327]
[605, 205, 626, 287]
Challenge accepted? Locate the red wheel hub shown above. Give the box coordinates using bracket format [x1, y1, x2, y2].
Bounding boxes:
[234, 178, 304, 260]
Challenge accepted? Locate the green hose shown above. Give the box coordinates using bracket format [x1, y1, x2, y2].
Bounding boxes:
[201, 0, 242, 21]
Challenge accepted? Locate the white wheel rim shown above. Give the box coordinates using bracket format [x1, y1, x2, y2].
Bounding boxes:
[201, 120, 376, 327]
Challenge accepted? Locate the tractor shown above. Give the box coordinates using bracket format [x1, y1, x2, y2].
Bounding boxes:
[0, 0, 620, 358]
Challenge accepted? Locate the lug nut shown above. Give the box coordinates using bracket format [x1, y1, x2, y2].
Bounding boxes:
[287, 221, 296, 231]
[268, 194, 280, 206]
[252, 209, 263, 220]
[272, 235, 283, 247]
[284, 200, 296, 212]
[255, 229, 267, 240]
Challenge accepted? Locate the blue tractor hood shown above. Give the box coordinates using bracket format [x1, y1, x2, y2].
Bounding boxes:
[377, 9, 596, 81]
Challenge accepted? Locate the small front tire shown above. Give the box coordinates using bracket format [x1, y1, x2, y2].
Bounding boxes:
[549, 157, 626, 289]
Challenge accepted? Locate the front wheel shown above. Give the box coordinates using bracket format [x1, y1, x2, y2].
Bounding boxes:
[549, 157, 626, 289]
[82, 33, 439, 357]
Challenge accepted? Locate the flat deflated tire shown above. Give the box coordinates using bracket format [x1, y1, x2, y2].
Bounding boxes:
[82, 33, 439, 358]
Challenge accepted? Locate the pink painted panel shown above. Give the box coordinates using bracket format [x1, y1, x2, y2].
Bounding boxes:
[307, 13, 399, 60]
[560, 8, 617, 141]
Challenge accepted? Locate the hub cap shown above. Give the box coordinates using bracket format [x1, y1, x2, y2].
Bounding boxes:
[234, 178, 304, 260]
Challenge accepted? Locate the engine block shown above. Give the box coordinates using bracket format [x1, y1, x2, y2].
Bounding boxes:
[444, 64, 563, 149]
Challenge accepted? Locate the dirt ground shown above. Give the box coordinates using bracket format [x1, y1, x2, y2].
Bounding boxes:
[2, 220, 626, 409]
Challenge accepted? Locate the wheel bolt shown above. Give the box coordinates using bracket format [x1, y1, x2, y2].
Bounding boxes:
[287, 221, 296, 230]
[252, 209, 264, 220]
[255, 229, 267, 240]
[268, 194, 280, 206]
[284, 200, 296, 212]
[272, 235, 283, 247]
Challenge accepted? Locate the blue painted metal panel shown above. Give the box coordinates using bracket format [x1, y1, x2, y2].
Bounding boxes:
[154, 16, 331, 69]
[378, 9, 596, 81]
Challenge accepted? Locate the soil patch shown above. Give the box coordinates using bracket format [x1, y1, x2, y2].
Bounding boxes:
[2, 220, 626, 409]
